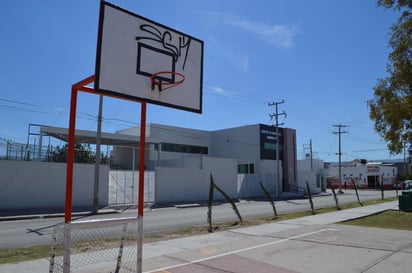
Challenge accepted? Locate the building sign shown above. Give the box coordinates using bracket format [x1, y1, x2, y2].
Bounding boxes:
[259, 124, 283, 160]
[367, 166, 380, 173]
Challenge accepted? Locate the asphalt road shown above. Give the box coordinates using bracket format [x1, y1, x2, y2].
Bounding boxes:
[0, 189, 399, 249]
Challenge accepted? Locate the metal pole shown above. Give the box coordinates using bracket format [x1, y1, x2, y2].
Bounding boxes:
[268, 100, 285, 198]
[124, 172, 126, 203]
[65, 75, 95, 224]
[38, 133, 43, 161]
[132, 147, 135, 203]
[275, 104, 280, 198]
[92, 95, 103, 214]
[338, 130, 342, 193]
[65, 87, 78, 224]
[332, 124, 347, 194]
[6, 141, 9, 160]
[137, 102, 147, 273]
[138, 102, 146, 217]
[404, 141, 407, 174]
[310, 139, 313, 171]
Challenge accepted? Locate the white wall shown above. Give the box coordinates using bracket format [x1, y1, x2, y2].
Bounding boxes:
[297, 159, 324, 194]
[155, 167, 207, 203]
[157, 152, 203, 168]
[297, 159, 324, 173]
[211, 124, 260, 161]
[237, 174, 261, 198]
[203, 157, 237, 198]
[298, 171, 320, 194]
[259, 160, 282, 196]
[0, 161, 109, 211]
[154, 157, 237, 203]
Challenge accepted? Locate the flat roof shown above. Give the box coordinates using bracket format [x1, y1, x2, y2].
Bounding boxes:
[40, 126, 159, 147]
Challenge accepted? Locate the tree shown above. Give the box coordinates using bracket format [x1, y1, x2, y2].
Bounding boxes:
[48, 143, 109, 164]
[369, 0, 412, 154]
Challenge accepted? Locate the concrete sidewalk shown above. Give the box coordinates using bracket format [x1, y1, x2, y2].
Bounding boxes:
[2, 201, 411, 273]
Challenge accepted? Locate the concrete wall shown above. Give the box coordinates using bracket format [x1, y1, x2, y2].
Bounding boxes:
[155, 167, 207, 203]
[259, 160, 282, 196]
[237, 174, 262, 198]
[0, 161, 109, 211]
[154, 157, 237, 203]
[157, 153, 204, 169]
[298, 171, 320, 194]
[203, 157, 237, 198]
[211, 124, 260, 161]
[297, 159, 324, 194]
[282, 128, 298, 187]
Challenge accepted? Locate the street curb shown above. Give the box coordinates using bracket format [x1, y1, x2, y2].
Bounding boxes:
[0, 209, 119, 222]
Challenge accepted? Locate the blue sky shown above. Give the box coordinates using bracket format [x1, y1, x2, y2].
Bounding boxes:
[0, 0, 404, 162]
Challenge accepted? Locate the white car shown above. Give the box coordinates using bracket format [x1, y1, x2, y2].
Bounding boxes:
[393, 181, 404, 189]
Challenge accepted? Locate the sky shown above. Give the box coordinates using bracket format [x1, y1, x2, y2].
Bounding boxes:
[0, 0, 406, 162]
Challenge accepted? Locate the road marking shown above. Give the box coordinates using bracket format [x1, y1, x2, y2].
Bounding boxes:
[143, 228, 339, 273]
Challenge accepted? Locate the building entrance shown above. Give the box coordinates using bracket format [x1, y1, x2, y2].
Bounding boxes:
[367, 175, 380, 189]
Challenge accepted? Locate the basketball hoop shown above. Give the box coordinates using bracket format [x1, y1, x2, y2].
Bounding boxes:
[150, 71, 185, 92]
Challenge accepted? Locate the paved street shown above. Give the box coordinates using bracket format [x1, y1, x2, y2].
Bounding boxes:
[0, 189, 399, 249]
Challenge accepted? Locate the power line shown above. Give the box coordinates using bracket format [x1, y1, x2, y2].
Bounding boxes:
[0, 98, 40, 107]
[0, 95, 395, 162]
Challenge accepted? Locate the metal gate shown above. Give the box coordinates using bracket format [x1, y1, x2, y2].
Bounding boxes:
[109, 170, 155, 204]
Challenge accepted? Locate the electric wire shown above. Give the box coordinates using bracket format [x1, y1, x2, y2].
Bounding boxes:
[0, 89, 402, 161]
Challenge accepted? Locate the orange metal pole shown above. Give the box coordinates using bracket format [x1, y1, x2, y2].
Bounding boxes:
[138, 102, 146, 217]
[78, 86, 96, 94]
[75, 75, 95, 89]
[65, 75, 147, 222]
[64, 76, 95, 223]
[65, 87, 77, 223]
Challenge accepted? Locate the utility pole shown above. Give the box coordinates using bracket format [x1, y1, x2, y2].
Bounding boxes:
[310, 139, 313, 171]
[332, 124, 348, 194]
[404, 140, 407, 175]
[92, 95, 103, 214]
[268, 100, 286, 198]
[303, 139, 313, 171]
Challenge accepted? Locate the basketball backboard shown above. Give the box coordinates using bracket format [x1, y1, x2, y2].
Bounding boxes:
[95, 1, 203, 113]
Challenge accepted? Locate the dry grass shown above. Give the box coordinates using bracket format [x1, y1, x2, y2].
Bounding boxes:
[341, 209, 412, 230]
[0, 245, 51, 264]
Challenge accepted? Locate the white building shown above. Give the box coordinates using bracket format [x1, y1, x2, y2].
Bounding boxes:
[34, 123, 329, 205]
[111, 123, 300, 201]
[324, 161, 397, 189]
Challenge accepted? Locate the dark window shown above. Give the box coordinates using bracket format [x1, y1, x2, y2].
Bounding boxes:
[238, 163, 255, 174]
[158, 142, 208, 154]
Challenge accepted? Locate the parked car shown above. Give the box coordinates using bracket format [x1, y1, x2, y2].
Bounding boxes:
[394, 180, 412, 190]
[405, 180, 412, 190]
[393, 181, 404, 189]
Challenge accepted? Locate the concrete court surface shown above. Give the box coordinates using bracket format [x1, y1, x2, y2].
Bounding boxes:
[1, 201, 412, 273]
[143, 224, 412, 273]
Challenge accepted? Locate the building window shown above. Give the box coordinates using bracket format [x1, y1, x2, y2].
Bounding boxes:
[156, 142, 208, 155]
[238, 163, 254, 174]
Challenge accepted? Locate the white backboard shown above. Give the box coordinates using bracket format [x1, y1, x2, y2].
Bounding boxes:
[95, 1, 203, 113]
